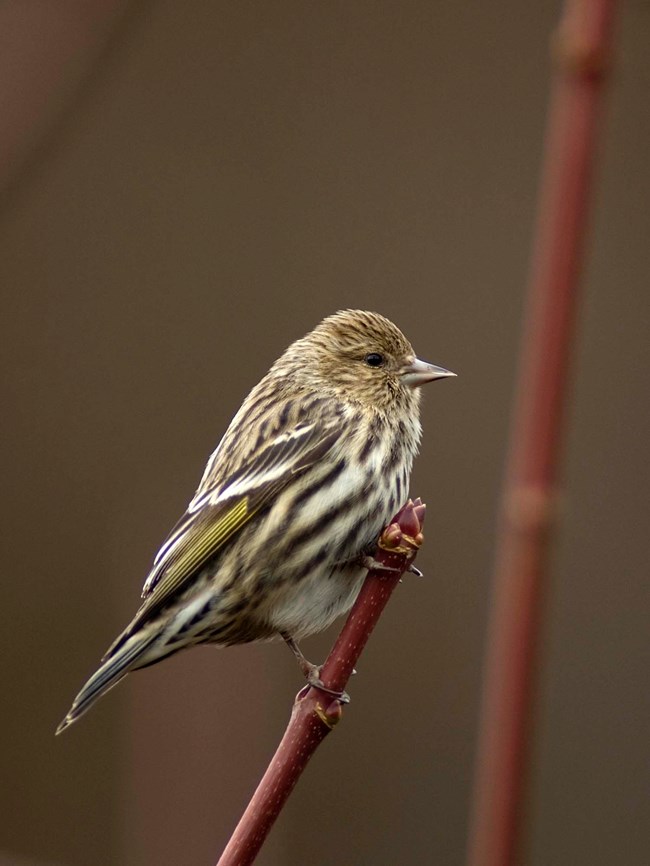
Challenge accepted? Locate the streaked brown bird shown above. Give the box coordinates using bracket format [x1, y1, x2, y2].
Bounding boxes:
[57, 309, 454, 733]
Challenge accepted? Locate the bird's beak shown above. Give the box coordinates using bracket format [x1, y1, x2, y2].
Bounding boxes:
[400, 357, 457, 388]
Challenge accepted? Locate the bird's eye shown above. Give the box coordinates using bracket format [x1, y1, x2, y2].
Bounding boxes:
[364, 353, 385, 368]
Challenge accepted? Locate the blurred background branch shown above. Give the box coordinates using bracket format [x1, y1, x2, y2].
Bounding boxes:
[0, 0, 133, 195]
[467, 2, 620, 865]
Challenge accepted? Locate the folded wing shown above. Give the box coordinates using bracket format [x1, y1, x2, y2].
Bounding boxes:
[103, 420, 340, 659]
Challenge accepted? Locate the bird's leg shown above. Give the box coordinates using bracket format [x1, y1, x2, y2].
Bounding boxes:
[283, 633, 319, 680]
[281, 633, 350, 703]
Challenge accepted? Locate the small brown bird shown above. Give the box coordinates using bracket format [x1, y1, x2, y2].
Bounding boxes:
[57, 310, 454, 733]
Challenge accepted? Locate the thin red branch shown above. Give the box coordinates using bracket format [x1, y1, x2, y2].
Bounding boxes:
[466, 3, 619, 866]
[216, 499, 426, 866]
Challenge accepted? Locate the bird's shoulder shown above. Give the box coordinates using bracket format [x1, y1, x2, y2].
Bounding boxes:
[192, 385, 349, 506]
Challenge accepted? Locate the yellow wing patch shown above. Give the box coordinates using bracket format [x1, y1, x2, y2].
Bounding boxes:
[147, 498, 248, 608]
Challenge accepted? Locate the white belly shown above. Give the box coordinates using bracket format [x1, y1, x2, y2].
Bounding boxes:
[267, 563, 368, 639]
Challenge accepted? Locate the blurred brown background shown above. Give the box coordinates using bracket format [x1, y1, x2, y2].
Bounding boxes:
[1, 1, 648, 864]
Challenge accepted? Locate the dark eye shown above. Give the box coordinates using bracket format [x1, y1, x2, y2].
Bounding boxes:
[364, 353, 385, 368]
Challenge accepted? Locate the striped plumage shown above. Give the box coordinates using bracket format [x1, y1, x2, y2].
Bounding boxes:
[57, 310, 454, 733]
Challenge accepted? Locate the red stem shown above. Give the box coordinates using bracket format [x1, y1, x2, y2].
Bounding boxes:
[216, 499, 426, 866]
[466, 3, 619, 866]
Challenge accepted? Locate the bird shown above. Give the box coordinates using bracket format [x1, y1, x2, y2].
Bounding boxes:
[56, 310, 455, 734]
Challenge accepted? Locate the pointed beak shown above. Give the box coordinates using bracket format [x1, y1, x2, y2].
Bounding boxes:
[400, 357, 457, 388]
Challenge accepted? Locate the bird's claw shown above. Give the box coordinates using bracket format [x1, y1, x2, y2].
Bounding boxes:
[361, 555, 402, 574]
[307, 672, 350, 704]
[362, 555, 422, 577]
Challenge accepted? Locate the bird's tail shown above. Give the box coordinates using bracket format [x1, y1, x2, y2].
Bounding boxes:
[56, 629, 160, 735]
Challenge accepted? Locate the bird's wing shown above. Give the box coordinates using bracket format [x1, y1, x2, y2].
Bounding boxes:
[103, 421, 340, 658]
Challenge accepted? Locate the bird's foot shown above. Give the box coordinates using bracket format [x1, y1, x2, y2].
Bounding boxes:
[361, 555, 423, 577]
[282, 633, 350, 703]
[306, 670, 351, 704]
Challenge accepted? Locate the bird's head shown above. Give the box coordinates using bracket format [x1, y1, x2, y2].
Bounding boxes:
[280, 309, 455, 411]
